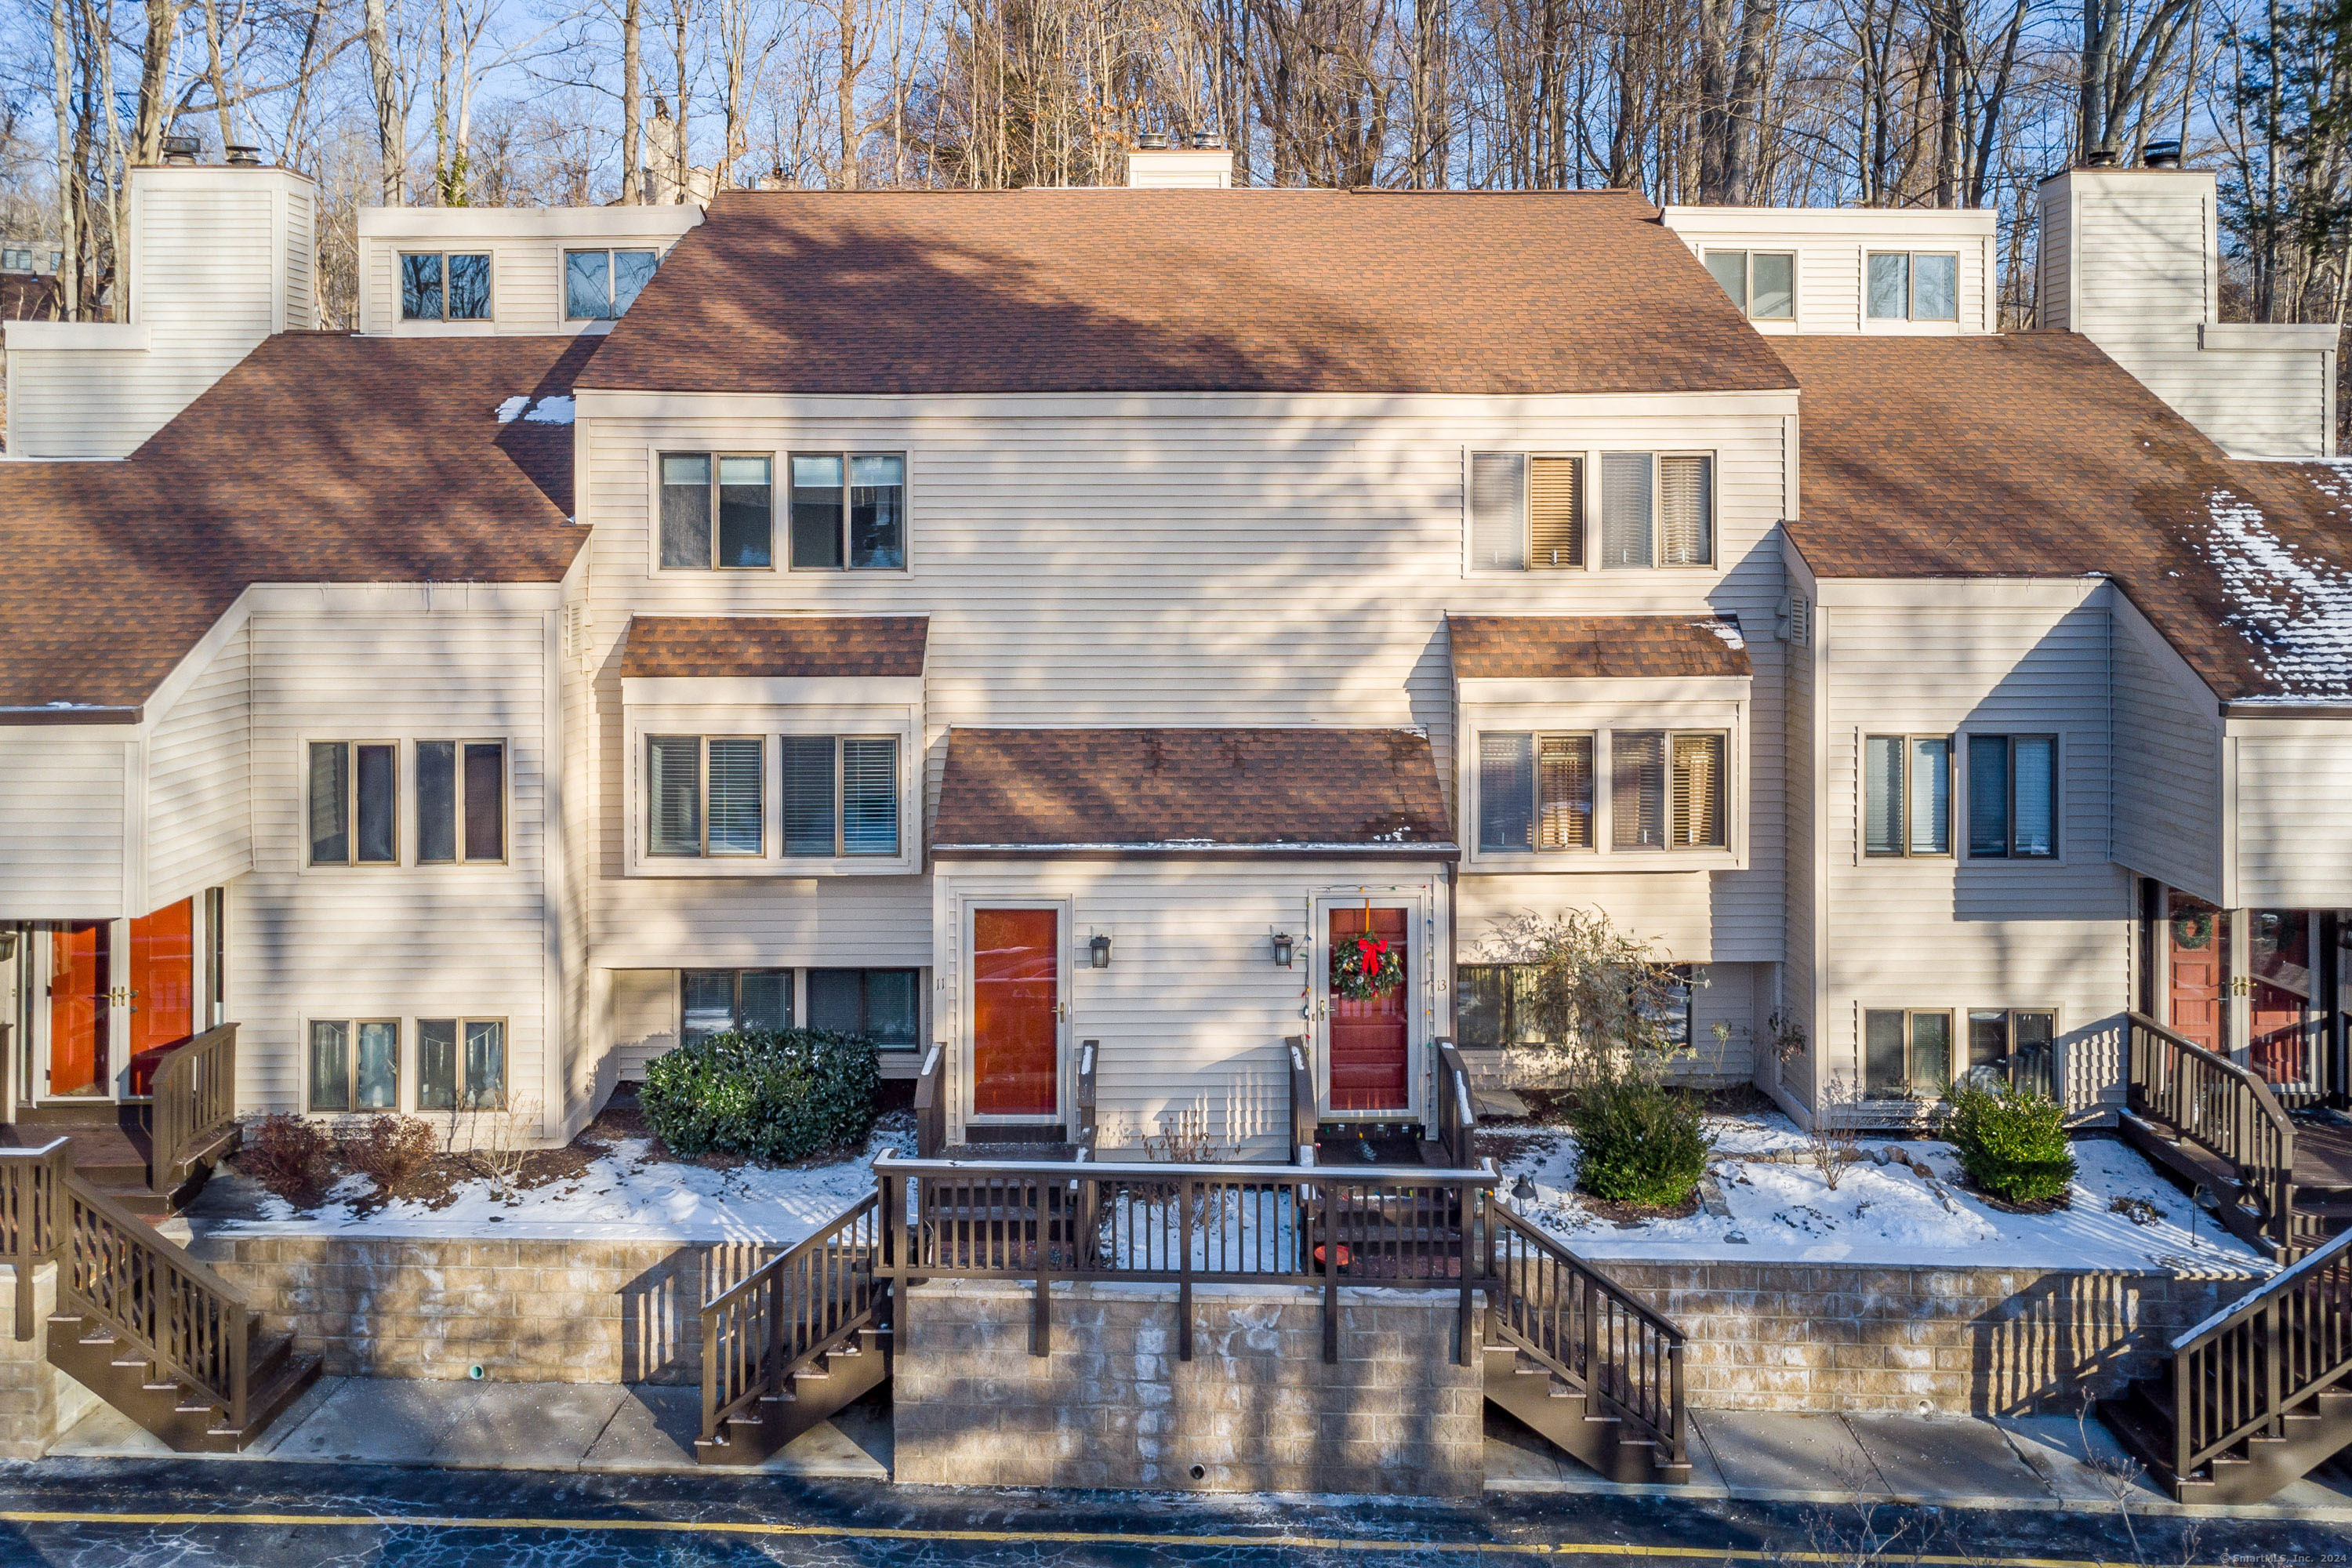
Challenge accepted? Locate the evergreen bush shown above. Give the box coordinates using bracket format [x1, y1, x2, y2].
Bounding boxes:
[1941, 1078, 2076, 1203]
[1565, 1072, 1716, 1208]
[641, 1029, 879, 1163]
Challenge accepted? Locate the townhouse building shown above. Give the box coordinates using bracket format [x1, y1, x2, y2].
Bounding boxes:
[2, 144, 2346, 1181]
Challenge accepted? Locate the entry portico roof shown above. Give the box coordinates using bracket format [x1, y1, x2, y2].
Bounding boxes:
[931, 726, 1457, 857]
[1447, 614, 1751, 681]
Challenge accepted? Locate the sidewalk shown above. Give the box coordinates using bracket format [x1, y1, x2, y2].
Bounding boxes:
[48, 1379, 2352, 1520]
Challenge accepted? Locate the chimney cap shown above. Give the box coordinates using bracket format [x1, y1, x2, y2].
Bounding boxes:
[1189, 130, 1222, 151]
[1136, 132, 1171, 151]
[2082, 147, 2120, 169]
[2143, 139, 2183, 168]
[225, 143, 262, 165]
[160, 133, 200, 165]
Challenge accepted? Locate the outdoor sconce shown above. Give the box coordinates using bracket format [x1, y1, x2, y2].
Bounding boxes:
[1512, 1175, 1537, 1210]
[1271, 931, 1294, 967]
[1089, 934, 1113, 969]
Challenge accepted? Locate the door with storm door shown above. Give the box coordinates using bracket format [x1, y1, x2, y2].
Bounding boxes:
[968, 906, 1063, 1127]
[1320, 901, 1415, 1119]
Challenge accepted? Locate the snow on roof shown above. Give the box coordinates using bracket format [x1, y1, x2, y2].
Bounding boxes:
[1693, 617, 1746, 651]
[2197, 486, 2352, 702]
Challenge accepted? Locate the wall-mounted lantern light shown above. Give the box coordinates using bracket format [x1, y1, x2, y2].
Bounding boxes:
[1089, 934, 1113, 969]
[1270, 931, 1294, 967]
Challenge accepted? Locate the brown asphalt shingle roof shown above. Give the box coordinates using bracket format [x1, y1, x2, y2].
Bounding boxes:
[0, 333, 589, 717]
[933, 728, 1457, 854]
[589, 189, 1798, 397]
[621, 615, 928, 678]
[1449, 615, 1752, 680]
[1776, 333, 2352, 704]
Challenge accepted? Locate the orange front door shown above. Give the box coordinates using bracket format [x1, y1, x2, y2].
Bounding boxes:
[1329, 906, 1410, 1113]
[48, 922, 109, 1097]
[128, 898, 196, 1095]
[972, 908, 1059, 1118]
[2167, 897, 2227, 1057]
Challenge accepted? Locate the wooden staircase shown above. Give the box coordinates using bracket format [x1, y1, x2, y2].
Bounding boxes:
[695, 1321, 890, 1465]
[2099, 1226, 2352, 1502]
[46, 1305, 319, 1452]
[1483, 1342, 1692, 1483]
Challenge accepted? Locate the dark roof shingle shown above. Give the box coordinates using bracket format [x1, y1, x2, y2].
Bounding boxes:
[933, 727, 1456, 854]
[589, 190, 1798, 397]
[1776, 333, 2352, 704]
[0, 333, 590, 716]
[621, 615, 928, 678]
[1448, 614, 1751, 680]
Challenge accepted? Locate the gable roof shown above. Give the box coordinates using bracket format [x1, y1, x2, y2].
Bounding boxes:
[1775, 333, 2352, 705]
[621, 615, 928, 679]
[587, 189, 1798, 398]
[1448, 614, 1751, 680]
[0, 333, 590, 718]
[932, 727, 1457, 855]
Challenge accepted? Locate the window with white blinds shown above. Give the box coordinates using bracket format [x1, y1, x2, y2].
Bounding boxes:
[1670, 734, 1725, 848]
[1469, 453, 1527, 571]
[841, 739, 901, 855]
[1864, 735, 1951, 856]
[1967, 734, 2057, 858]
[1537, 734, 1595, 848]
[647, 735, 760, 857]
[1478, 732, 1595, 853]
[782, 736, 837, 856]
[1613, 731, 1726, 850]
[1529, 457, 1582, 569]
[780, 735, 901, 858]
[706, 739, 764, 855]
[1601, 452, 1713, 568]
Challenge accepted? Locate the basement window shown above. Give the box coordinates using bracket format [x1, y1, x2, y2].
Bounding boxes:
[419, 1018, 506, 1110]
[808, 968, 921, 1048]
[565, 248, 659, 320]
[310, 1018, 399, 1112]
[401, 252, 492, 320]
[682, 971, 791, 1044]
[1864, 1008, 1951, 1099]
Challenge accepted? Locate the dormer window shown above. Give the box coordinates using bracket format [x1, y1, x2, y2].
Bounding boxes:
[1867, 252, 1958, 321]
[1702, 250, 1795, 320]
[566, 249, 659, 320]
[401, 252, 491, 320]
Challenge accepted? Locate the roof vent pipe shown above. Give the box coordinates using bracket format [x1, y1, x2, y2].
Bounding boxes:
[160, 133, 200, 165]
[2143, 140, 2183, 169]
[225, 143, 262, 165]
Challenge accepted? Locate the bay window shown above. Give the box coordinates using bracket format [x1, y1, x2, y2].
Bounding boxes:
[782, 735, 900, 857]
[1477, 732, 1594, 851]
[1613, 731, 1725, 849]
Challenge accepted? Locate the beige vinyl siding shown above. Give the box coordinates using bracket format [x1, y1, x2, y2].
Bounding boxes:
[236, 597, 555, 1129]
[2230, 720, 2352, 909]
[1815, 582, 2129, 1117]
[143, 622, 252, 909]
[1458, 872, 1721, 964]
[282, 184, 316, 329]
[931, 858, 1447, 1157]
[1780, 586, 1819, 1107]
[2109, 590, 2223, 902]
[1659, 209, 1996, 335]
[0, 728, 128, 919]
[2038, 181, 2071, 330]
[361, 229, 691, 336]
[607, 967, 679, 1080]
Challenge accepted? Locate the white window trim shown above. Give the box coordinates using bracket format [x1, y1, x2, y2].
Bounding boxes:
[624, 701, 920, 878]
[562, 245, 661, 322]
[1457, 693, 1748, 873]
[1700, 247, 1799, 328]
[395, 249, 497, 325]
[1860, 248, 1965, 335]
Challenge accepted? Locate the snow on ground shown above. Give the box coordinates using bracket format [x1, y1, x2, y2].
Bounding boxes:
[1496, 1110, 2271, 1272]
[204, 1123, 910, 1244]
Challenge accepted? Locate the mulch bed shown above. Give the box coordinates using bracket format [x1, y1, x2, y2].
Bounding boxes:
[1577, 1191, 1704, 1226]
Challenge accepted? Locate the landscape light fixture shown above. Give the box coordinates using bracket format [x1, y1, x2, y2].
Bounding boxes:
[1089, 934, 1112, 969]
[1270, 931, 1294, 967]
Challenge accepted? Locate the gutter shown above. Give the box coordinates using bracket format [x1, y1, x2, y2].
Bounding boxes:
[0, 704, 142, 726]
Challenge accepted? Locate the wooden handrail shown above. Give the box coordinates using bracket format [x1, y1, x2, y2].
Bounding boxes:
[1484, 1196, 1687, 1463]
[2167, 1225, 2352, 1477]
[913, 1044, 946, 1159]
[0, 1139, 70, 1341]
[2126, 1011, 2296, 1251]
[699, 1191, 883, 1446]
[1075, 1040, 1098, 1154]
[1286, 1036, 1315, 1164]
[56, 1167, 253, 1424]
[150, 1023, 238, 1194]
[1436, 1042, 1475, 1170]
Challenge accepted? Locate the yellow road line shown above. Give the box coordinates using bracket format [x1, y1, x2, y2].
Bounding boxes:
[0, 1507, 2230, 1566]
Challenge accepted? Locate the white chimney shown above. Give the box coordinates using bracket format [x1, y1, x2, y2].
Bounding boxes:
[1126, 134, 1233, 189]
[2038, 160, 2336, 459]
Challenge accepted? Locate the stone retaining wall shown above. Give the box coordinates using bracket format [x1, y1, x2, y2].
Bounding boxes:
[894, 1279, 1484, 1496]
[191, 1232, 777, 1384]
[1597, 1260, 2265, 1415]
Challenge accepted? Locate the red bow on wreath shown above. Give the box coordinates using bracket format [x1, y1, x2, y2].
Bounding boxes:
[1355, 935, 1388, 966]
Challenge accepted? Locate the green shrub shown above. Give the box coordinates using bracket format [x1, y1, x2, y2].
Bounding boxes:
[641, 1029, 880, 1163]
[1565, 1073, 1716, 1208]
[1941, 1078, 2076, 1203]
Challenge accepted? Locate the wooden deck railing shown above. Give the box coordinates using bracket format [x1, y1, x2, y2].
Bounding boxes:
[699, 1191, 884, 1449]
[1484, 1197, 1686, 1465]
[2127, 1011, 2297, 1251]
[876, 1152, 1500, 1364]
[150, 1023, 238, 1194]
[913, 1045, 946, 1159]
[1435, 1042, 1476, 1171]
[1287, 1036, 1315, 1164]
[2169, 1225, 2352, 1480]
[0, 1138, 69, 1340]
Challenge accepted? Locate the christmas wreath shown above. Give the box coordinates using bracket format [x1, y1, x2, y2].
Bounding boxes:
[1330, 924, 1405, 1001]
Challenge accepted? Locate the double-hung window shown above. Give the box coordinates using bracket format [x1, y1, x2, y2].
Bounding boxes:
[400, 252, 492, 320]
[1966, 735, 2057, 858]
[1864, 1009, 1951, 1100]
[647, 735, 766, 857]
[661, 452, 774, 569]
[808, 968, 920, 1048]
[1613, 731, 1726, 849]
[1703, 250, 1795, 320]
[791, 453, 906, 570]
[416, 741, 506, 863]
[682, 971, 791, 1044]
[782, 735, 901, 857]
[1478, 732, 1594, 851]
[309, 742, 398, 865]
[1601, 453, 1713, 568]
[565, 248, 658, 320]
[1867, 252, 1959, 321]
[419, 1018, 506, 1110]
[1468, 453, 1584, 571]
[1862, 735, 1951, 856]
[310, 1018, 399, 1112]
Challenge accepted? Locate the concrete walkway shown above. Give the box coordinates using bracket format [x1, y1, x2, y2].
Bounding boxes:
[51, 1380, 2352, 1519]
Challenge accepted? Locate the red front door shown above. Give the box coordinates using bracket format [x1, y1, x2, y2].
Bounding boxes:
[48, 922, 110, 1098]
[972, 908, 1059, 1118]
[128, 898, 196, 1095]
[2167, 897, 2227, 1057]
[1329, 906, 1410, 1113]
